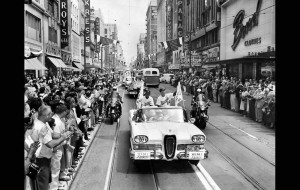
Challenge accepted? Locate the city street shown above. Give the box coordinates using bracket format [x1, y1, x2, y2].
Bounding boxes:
[69, 83, 275, 190]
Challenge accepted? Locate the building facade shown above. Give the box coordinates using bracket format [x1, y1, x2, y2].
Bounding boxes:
[145, 0, 157, 68]
[71, 0, 81, 69]
[156, 0, 166, 70]
[219, 0, 275, 80]
[182, 0, 221, 74]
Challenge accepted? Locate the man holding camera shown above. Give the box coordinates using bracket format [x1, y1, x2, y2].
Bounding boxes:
[30, 104, 72, 190]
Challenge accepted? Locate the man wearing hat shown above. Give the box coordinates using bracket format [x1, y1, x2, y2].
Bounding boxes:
[156, 87, 176, 107]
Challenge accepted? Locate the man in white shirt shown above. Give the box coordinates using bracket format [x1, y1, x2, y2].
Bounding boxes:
[156, 87, 176, 107]
[30, 104, 71, 190]
[49, 103, 71, 190]
[138, 88, 154, 107]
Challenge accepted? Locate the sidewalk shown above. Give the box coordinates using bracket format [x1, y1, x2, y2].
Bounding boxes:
[158, 83, 275, 148]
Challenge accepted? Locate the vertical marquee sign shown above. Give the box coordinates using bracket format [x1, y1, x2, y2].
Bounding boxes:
[166, 0, 173, 41]
[84, 0, 90, 49]
[95, 17, 100, 53]
[60, 0, 68, 48]
[177, 0, 183, 38]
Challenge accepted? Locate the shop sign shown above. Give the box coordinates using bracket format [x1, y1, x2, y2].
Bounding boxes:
[244, 37, 261, 46]
[166, 0, 173, 41]
[94, 17, 100, 35]
[202, 47, 220, 62]
[61, 51, 72, 65]
[60, 0, 69, 48]
[46, 42, 61, 57]
[231, 0, 262, 51]
[177, 0, 183, 37]
[84, 0, 90, 48]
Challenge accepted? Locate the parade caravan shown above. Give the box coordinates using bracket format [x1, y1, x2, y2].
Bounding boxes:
[142, 68, 160, 87]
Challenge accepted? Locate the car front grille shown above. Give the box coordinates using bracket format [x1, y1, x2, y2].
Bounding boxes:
[164, 135, 176, 159]
[132, 144, 162, 150]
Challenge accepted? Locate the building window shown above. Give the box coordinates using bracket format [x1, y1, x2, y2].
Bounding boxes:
[104, 28, 107, 34]
[48, 0, 58, 20]
[49, 26, 57, 43]
[25, 11, 41, 42]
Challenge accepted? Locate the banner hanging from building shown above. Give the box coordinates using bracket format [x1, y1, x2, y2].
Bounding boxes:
[60, 0, 68, 48]
[166, 0, 173, 41]
[177, 0, 183, 38]
[84, 0, 90, 49]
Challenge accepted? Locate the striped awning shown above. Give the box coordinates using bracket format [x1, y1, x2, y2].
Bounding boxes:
[73, 62, 84, 70]
[47, 57, 67, 68]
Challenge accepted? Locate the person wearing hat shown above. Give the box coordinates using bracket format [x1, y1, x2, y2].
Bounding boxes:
[138, 88, 154, 107]
[105, 86, 123, 117]
[156, 87, 175, 107]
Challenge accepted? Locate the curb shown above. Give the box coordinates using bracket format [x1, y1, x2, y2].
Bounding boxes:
[59, 120, 104, 190]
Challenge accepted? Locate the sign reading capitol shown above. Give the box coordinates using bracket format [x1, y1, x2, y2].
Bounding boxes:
[231, 0, 262, 51]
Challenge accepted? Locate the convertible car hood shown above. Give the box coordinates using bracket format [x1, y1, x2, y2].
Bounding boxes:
[131, 122, 204, 141]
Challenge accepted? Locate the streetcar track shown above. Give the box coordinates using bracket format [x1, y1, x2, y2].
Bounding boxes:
[150, 161, 161, 190]
[206, 138, 267, 190]
[207, 121, 275, 167]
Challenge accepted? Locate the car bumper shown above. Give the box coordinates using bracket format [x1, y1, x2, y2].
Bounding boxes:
[129, 148, 208, 161]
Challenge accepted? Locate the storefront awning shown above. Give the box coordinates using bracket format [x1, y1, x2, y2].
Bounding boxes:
[47, 57, 67, 68]
[73, 62, 84, 70]
[25, 59, 37, 70]
[67, 66, 81, 72]
[25, 58, 48, 70]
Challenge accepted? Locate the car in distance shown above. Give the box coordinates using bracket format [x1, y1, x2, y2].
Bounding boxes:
[128, 106, 208, 166]
[160, 73, 174, 83]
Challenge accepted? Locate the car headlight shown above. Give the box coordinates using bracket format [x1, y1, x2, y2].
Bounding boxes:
[134, 135, 148, 143]
[192, 135, 206, 143]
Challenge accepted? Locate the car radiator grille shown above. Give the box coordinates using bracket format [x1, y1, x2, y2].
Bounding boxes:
[164, 135, 176, 159]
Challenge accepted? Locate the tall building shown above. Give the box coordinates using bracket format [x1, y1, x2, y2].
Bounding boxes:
[156, 0, 166, 70]
[70, 0, 83, 72]
[145, 0, 157, 68]
[182, 0, 221, 74]
[104, 23, 118, 71]
[219, 0, 275, 80]
[25, 0, 47, 78]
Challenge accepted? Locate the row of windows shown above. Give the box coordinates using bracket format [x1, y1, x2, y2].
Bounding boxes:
[25, 12, 41, 42]
[47, 0, 59, 20]
[191, 29, 219, 50]
[71, 18, 79, 32]
[71, 1, 79, 20]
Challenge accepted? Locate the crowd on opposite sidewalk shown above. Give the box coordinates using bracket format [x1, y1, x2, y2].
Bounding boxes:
[168, 71, 276, 129]
[24, 72, 118, 190]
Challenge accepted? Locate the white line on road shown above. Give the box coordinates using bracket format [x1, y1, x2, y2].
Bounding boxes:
[190, 164, 214, 190]
[228, 124, 258, 140]
[197, 163, 221, 190]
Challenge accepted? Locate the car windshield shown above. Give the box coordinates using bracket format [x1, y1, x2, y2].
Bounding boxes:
[139, 108, 185, 123]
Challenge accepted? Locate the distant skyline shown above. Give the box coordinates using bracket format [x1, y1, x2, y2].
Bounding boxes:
[91, 0, 151, 64]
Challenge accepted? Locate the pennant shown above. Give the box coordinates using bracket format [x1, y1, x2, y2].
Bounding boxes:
[175, 82, 183, 106]
[160, 41, 168, 50]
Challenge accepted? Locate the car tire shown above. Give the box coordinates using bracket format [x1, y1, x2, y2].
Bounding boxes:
[189, 160, 200, 165]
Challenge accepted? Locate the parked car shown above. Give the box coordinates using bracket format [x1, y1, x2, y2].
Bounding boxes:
[160, 73, 174, 83]
[128, 106, 208, 166]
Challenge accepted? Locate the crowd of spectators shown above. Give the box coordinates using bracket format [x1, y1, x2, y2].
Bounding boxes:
[169, 71, 276, 129]
[24, 72, 115, 190]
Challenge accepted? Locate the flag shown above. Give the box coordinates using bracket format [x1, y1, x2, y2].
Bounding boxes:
[113, 40, 120, 45]
[175, 82, 183, 106]
[160, 41, 168, 50]
[100, 36, 113, 45]
[167, 38, 182, 51]
[136, 81, 144, 108]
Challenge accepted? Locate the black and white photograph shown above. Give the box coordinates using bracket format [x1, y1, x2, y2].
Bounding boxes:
[24, 0, 276, 189]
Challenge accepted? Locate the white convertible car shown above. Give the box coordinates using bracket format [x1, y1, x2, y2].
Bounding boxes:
[128, 106, 208, 166]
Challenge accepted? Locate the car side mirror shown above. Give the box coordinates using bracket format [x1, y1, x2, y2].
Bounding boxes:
[189, 118, 196, 124]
